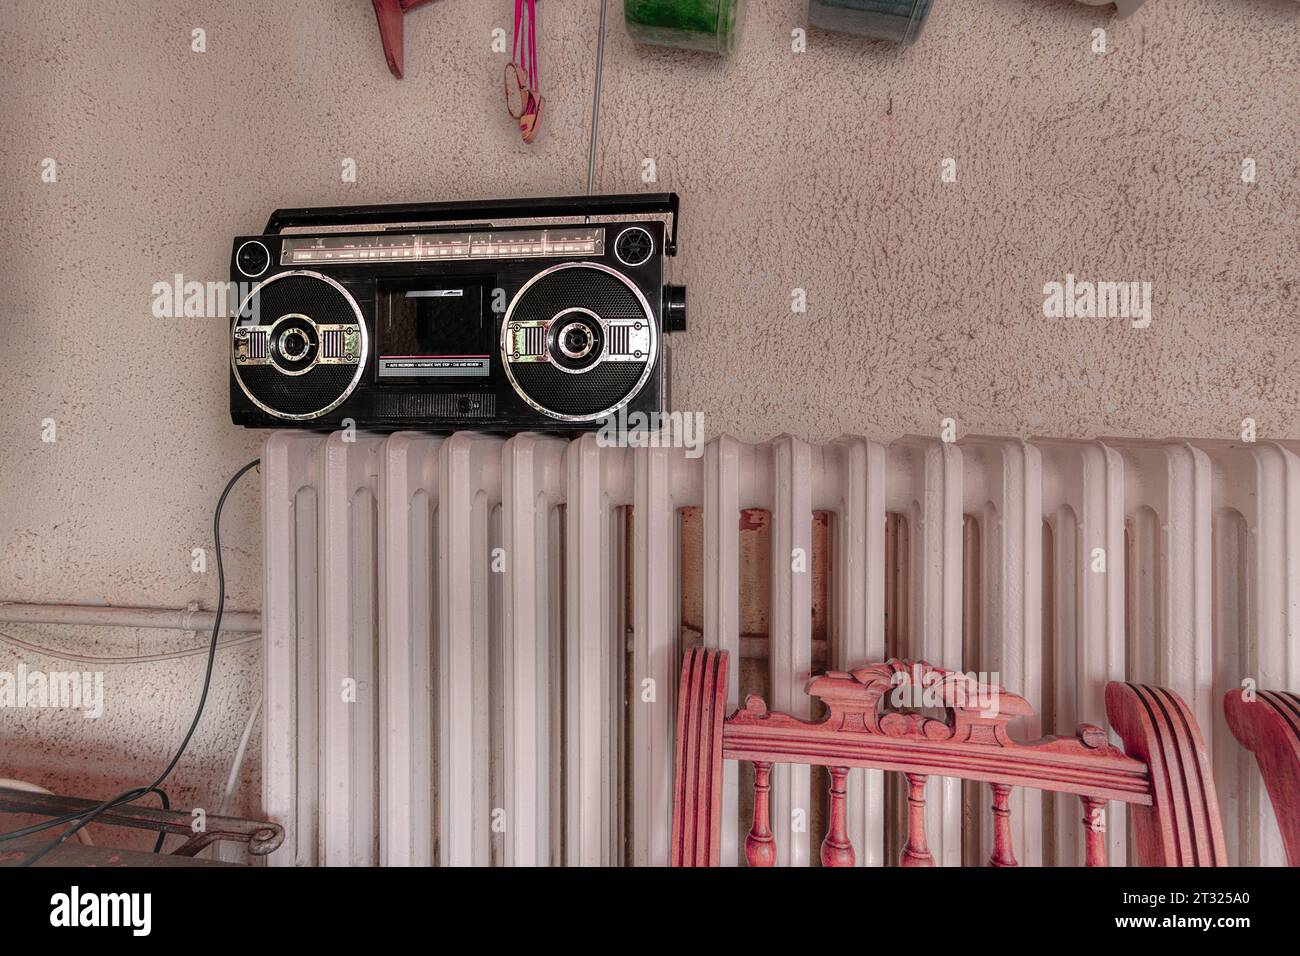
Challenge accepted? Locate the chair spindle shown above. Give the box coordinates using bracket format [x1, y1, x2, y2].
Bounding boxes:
[821, 766, 855, 867]
[1081, 795, 1108, 867]
[988, 783, 1018, 867]
[899, 773, 934, 867]
[746, 761, 776, 867]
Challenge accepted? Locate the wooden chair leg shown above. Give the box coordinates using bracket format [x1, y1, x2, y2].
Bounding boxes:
[671, 647, 729, 867]
[1105, 681, 1227, 866]
[1224, 688, 1300, 866]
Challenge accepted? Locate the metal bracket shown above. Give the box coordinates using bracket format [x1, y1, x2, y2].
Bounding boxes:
[0, 787, 284, 859]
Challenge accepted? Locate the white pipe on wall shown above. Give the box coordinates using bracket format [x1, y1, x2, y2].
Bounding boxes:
[0, 601, 261, 633]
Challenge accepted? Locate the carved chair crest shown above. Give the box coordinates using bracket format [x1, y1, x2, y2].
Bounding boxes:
[732, 657, 1114, 755]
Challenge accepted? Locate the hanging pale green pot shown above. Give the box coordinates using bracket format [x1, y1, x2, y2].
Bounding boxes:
[808, 0, 934, 45]
[624, 0, 744, 55]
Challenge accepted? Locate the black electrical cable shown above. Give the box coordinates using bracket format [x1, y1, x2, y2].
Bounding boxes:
[151, 786, 171, 853]
[10, 459, 259, 866]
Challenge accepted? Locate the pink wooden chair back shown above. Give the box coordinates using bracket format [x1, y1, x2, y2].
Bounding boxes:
[1224, 686, 1300, 866]
[672, 648, 1226, 867]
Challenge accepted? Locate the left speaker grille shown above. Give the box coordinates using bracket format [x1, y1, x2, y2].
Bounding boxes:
[232, 272, 365, 419]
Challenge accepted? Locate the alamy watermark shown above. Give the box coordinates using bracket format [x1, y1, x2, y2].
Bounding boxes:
[0, 664, 104, 718]
[595, 408, 705, 459]
[50, 886, 150, 936]
[889, 664, 1002, 719]
[151, 274, 258, 321]
[1042, 273, 1152, 329]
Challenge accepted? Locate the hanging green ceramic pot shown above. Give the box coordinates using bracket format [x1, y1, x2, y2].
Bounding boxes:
[624, 0, 744, 55]
[808, 0, 934, 45]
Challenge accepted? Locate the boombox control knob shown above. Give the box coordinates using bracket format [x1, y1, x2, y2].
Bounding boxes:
[664, 284, 687, 333]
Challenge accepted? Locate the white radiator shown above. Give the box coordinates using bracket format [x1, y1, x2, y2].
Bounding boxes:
[260, 431, 1298, 866]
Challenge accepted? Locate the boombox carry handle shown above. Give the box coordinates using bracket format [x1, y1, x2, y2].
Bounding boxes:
[262, 193, 681, 256]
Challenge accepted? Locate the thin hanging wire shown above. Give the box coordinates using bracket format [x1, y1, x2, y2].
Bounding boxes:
[585, 0, 609, 200]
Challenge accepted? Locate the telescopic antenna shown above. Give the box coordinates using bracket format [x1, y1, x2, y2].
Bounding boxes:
[585, 0, 609, 203]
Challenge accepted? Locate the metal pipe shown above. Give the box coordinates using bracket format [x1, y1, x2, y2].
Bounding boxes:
[0, 601, 261, 633]
[0, 780, 95, 845]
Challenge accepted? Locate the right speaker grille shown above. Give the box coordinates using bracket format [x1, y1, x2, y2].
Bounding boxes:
[503, 264, 656, 420]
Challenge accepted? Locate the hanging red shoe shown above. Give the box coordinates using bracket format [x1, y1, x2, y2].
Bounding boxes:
[372, 0, 436, 79]
[504, 0, 544, 144]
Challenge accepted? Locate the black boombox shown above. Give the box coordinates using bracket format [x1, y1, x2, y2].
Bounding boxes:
[229, 194, 685, 430]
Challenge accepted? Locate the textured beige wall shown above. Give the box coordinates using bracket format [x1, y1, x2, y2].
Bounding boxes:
[0, 0, 1296, 843]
